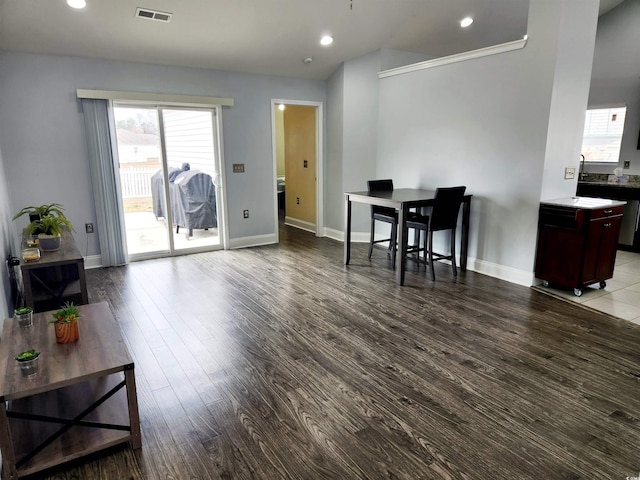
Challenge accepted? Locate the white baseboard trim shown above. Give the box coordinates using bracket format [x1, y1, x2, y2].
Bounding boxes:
[321, 229, 372, 244]
[229, 233, 277, 249]
[284, 217, 316, 233]
[467, 257, 534, 287]
[84, 255, 103, 269]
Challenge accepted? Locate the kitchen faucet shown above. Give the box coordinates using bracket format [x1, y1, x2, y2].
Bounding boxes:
[579, 154, 586, 180]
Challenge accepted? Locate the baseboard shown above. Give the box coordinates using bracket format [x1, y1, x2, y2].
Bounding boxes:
[84, 255, 103, 269]
[467, 257, 534, 287]
[229, 233, 277, 249]
[321, 229, 372, 244]
[284, 217, 316, 233]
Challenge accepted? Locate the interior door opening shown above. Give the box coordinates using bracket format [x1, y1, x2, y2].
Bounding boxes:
[113, 104, 223, 259]
[272, 102, 319, 236]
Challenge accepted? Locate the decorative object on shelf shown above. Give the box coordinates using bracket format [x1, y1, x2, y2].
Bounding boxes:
[14, 306, 34, 328]
[12, 203, 74, 252]
[15, 349, 40, 377]
[51, 301, 80, 343]
[21, 247, 40, 262]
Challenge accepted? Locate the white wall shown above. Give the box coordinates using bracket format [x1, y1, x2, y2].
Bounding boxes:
[0, 52, 325, 260]
[539, 0, 598, 200]
[585, 0, 640, 175]
[374, 0, 599, 282]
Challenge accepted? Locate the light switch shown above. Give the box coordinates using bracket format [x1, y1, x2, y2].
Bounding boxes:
[233, 163, 245, 173]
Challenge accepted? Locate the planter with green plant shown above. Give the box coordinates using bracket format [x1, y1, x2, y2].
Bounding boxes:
[14, 306, 34, 328]
[15, 349, 41, 376]
[12, 203, 74, 251]
[51, 301, 80, 343]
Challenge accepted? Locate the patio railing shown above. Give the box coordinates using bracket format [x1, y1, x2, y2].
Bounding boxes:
[120, 166, 157, 198]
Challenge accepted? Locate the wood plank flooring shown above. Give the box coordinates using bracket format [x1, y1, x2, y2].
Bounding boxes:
[34, 224, 640, 479]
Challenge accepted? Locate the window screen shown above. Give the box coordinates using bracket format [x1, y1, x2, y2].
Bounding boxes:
[581, 106, 627, 163]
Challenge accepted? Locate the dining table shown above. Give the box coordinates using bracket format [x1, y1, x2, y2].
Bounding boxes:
[344, 188, 472, 285]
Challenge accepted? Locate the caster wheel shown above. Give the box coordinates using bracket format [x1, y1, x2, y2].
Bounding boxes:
[573, 288, 583, 297]
[599, 281, 606, 289]
[542, 280, 549, 288]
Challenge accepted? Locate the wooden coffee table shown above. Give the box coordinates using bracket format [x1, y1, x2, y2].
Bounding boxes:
[0, 302, 141, 479]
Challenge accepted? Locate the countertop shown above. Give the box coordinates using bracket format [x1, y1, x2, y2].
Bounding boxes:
[541, 196, 626, 209]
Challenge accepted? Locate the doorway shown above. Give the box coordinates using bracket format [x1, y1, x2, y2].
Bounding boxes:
[113, 104, 224, 259]
[272, 100, 323, 239]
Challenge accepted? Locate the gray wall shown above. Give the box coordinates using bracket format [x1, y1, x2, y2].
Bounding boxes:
[372, 0, 598, 279]
[326, 65, 345, 233]
[0, 52, 325, 258]
[586, 0, 640, 175]
[342, 51, 382, 233]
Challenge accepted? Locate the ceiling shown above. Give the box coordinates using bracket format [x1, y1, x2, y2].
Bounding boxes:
[0, 0, 625, 81]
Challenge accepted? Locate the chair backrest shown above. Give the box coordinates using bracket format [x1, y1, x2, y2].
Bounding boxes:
[367, 179, 394, 193]
[367, 179, 395, 217]
[430, 186, 466, 231]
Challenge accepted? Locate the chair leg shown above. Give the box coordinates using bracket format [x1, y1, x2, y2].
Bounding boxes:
[428, 230, 435, 281]
[451, 227, 457, 277]
[368, 218, 375, 259]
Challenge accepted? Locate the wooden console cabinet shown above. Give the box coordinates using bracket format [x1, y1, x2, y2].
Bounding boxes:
[20, 231, 88, 312]
[535, 197, 626, 296]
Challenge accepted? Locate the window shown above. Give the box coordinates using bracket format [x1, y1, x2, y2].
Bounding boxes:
[581, 106, 627, 163]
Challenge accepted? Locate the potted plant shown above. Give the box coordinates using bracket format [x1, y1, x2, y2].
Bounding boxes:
[15, 349, 40, 377]
[51, 301, 80, 343]
[13, 203, 74, 251]
[14, 306, 34, 328]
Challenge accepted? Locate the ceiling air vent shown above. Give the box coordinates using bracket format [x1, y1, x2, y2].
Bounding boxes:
[135, 7, 172, 23]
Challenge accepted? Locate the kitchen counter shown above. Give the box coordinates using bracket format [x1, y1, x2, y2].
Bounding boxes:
[542, 196, 626, 209]
[576, 182, 640, 252]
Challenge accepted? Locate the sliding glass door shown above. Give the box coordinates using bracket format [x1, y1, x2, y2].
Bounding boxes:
[113, 104, 222, 259]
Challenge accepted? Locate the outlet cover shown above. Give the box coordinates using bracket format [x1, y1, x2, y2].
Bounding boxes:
[624, 161, 630, 169]
[243, 209, 249, 218]
[564, 167, 575, 180]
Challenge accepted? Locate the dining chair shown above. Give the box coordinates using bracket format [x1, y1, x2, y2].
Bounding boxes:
[406, 186, 467, 281]
[367, 179, 398, 268]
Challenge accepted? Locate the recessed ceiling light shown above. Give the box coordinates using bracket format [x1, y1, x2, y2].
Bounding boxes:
[460, 17, 473, 28]
[67, 0, 86, 8]
[320, 35, 334, 46]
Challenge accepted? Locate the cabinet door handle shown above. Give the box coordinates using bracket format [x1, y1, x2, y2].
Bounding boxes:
[604, 209, 612, 214]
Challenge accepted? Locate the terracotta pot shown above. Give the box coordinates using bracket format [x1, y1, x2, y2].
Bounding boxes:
[54, 321, 79, 343]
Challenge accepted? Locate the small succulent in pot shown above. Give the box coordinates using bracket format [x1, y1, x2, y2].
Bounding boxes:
[14, 306, 34, 328]
[51, 302, 80, 343]
[15, 349, 41, 376]
[15, 349, 40, 362]
[51, 302, 80, 323]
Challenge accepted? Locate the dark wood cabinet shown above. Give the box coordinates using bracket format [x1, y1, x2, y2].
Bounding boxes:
[20, 231, 88, 312]
[535, 197, 625, 296]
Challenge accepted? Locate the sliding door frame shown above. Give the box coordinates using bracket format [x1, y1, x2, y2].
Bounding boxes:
[113, 101, 228, 260]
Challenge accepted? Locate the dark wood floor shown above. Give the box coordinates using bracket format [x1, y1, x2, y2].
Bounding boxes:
[36, 224, 640, 479]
